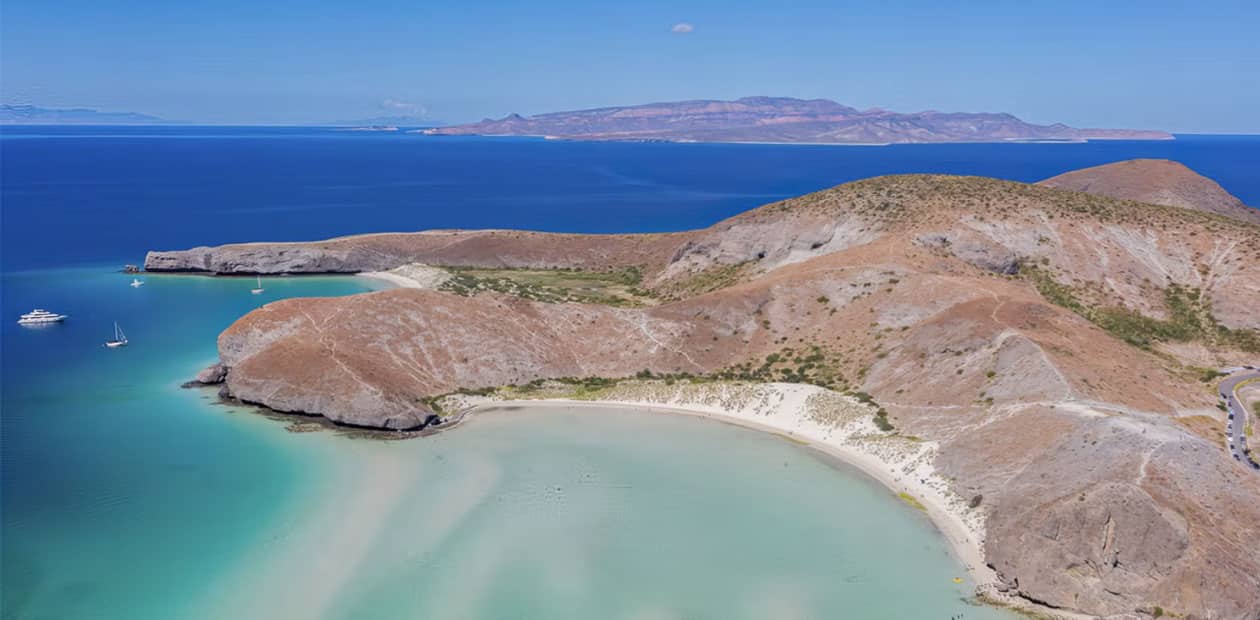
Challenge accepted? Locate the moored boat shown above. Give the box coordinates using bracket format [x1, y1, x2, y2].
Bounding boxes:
[105, 322, 129, 348]
[17, 309, 67, 325]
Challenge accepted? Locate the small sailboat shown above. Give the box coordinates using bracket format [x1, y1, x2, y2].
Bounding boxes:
[105, 322, 128, 348]
[251, 275, 265, 295]
[130, 278, 145, 287]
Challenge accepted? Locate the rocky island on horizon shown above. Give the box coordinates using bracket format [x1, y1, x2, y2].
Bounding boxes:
[0, 103, 169, 125]
[154, 158, 1260, 619]
[422, 96, 1174, 145]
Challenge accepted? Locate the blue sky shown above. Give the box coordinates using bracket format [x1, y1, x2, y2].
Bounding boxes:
[2, 0, 1257, 131]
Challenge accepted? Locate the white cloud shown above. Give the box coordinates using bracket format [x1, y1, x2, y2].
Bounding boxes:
[670, 22, 694, 34]
[380, 98, 427, 118]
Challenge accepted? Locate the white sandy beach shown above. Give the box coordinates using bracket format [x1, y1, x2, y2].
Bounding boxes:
[465, 383, 1102, 619]
[357, 270, 422, 289]
[357, 263, 451, 290]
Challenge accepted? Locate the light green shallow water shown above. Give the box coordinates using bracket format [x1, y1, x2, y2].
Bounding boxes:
[200, 406, 1017, 620]
[2, 269, 1016, 619]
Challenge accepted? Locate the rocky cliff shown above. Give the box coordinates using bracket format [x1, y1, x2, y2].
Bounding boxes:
[171, 161, 1260, 618]
[145, 229, 690, 274]
[423, 96, 1173, 144]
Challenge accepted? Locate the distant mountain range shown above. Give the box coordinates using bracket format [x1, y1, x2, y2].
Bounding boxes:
[426, 96, 1173, 144]
[0, 104, 168, 125]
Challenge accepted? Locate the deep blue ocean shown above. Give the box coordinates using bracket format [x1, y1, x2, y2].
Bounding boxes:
[2, 127, 1258, 619]
[2, 127, 1257, 272]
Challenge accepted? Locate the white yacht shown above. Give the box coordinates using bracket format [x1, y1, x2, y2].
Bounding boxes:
[17, 309, 67, 325]
[251, 275, 264, 295]
[105, 322, 128, 348]
[130, 278, 145, 287]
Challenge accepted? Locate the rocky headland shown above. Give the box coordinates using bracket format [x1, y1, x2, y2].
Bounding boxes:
[160, 159, 1260, 619]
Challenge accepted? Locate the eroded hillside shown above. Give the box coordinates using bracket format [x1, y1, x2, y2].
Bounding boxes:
[168, 161, 1260, 618]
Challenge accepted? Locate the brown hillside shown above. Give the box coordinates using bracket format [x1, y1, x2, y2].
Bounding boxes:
[171, 166, 1260, 618]
[1039, 158, 1260, 224]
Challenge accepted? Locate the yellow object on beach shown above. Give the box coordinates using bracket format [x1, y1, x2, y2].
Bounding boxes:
[952, 577, 962, 583]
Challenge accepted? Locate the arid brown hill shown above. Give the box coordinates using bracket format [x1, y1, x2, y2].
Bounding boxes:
[1040, 158, 1260, 224]
[169, 164, 1260, 618]
[422, 96, 1172, 144]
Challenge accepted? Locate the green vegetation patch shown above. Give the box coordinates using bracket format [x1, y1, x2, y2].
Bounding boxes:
[872, 409, 896, 432]
[1024, 268, 1260, 354]
[430, 344, 904, 434]
[711, 345, 848, 391]
[1025, 267, 1085, 314]
[656, 261, 753, 300]
[439, 266, 657, 307]
[1190, 367, 1227, 383]
[432, 348, 898, 432]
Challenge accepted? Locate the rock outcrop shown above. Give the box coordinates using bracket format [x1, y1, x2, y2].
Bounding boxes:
[181, 362, 228, 388]
[167, 163, 1260, 618]
[145, 230, 689, 275]
[194, 362, 228, 385]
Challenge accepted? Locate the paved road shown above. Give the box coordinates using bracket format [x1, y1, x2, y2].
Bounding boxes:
[1220, 369, 1260, 471]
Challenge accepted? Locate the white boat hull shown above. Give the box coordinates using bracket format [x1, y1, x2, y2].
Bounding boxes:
[17, 311, 67, 325]
[18, 317, 66, 325]
[106, 321, 128, 347]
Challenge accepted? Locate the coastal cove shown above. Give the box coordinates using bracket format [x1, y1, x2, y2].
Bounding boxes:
[194, 404, 1023, 620]
[465, 396, 996, 590]
[1, 269, 1017, 619]
[5, 128, 1260, 619]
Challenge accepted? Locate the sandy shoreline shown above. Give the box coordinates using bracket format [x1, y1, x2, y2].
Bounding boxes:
[446, 384, 1101, 616]
[450, 382, 999, 592]
[356, 270, 421, 289]
[208, 392, 1025, 619]
[358, 263, 451, 290]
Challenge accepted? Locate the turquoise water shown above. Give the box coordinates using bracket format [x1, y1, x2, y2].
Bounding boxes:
[2, 268, 1015, 618]
[0, 269, 384, 619]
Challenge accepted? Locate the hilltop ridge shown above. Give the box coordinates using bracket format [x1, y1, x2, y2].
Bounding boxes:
[1039, 158, 1260, 224]
[423, 96, 1173, 144]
